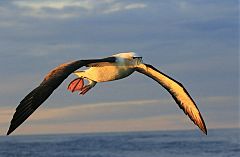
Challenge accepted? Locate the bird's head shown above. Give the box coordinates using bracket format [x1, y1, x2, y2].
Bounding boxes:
[113, 52, 143, 64]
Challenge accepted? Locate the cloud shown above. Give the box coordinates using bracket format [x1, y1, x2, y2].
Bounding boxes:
[18, 99, 164, 122]
[13, 115, 186, 135]
[0, 99, 171, 135]
[0, 99, 163, 125]
[0, 98, 195, 135]
[103, 2, 146, 14]
[30, 96, 239, 124]
[11, 0, 147, 18]
[13, 0, 94, 10]
[1, 96, 238, 135]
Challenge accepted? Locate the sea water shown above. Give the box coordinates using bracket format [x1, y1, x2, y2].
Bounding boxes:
[0, 128, 239, 157]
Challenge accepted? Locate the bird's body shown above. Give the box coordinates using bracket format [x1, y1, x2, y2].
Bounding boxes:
[7, 52, 207, 135]
[67, 52, 140, 94]
[75, 63, 135, 82]
[75, 52, 139, 82]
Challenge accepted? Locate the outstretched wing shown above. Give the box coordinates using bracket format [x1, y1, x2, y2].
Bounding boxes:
[135, 63, 207, 135]
[7, 57, 116, 135]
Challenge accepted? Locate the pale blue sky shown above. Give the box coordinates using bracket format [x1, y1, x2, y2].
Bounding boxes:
[0, 0, 238, 135]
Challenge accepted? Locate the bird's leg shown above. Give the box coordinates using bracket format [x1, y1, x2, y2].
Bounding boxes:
[67, 77, 84, 93]
[79, 79, 97, 95]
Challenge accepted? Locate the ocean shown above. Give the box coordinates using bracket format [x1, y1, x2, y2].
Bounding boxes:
[0, 128, 239, 157]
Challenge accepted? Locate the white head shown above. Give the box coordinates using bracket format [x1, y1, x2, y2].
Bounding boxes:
[113, 52, 143, 66]
[113, 52, 142, 59]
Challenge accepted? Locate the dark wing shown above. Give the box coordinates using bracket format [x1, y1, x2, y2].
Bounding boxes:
[135, 63, 207, 135]
[7, 57, 116, 135]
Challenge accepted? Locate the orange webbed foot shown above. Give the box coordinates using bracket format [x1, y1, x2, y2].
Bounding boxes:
[67, 78, 84, 93]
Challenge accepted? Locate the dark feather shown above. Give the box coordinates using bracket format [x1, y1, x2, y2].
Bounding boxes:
[7, 57, 116, 135]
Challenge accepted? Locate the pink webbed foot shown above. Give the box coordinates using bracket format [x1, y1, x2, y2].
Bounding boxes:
[67, 78, 84, 93]
[68, 78, 96, 95]
[79, 85, 92, 95]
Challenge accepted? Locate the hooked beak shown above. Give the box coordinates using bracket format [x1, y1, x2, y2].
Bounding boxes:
[133, 57, 143, 64]
[133, 57, 143, 61]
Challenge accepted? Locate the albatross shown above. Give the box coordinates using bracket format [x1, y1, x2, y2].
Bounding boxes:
[7, 52, 207, 135]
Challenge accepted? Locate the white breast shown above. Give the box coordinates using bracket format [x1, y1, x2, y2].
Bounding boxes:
[85, 65, 135, 82]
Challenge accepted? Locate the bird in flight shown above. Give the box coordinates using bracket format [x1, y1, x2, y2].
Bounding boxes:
[7, 52, 207, 135]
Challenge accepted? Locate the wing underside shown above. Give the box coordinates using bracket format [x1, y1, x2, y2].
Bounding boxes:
[135, 63, 207, 135]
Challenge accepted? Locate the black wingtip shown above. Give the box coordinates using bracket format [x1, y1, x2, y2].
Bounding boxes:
[200, 128, 207, 135]
[200, 116, 207, 135]
[6, 128, 12, 136]
[199, 121, 207, 135]
[7, 124, 17, 135]
[202, 127, 207, 135]
[204, 130, 207, 135]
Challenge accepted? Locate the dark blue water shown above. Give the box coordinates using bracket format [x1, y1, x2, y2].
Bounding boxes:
[0, 128, 239, 157]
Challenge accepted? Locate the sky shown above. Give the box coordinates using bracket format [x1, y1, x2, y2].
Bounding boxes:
[0, 0, 239, 135]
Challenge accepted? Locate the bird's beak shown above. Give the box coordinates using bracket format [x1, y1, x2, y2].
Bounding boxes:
[133, 57, 143, 65]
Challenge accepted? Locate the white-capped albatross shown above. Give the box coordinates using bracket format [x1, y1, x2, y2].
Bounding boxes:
[7, 52, 207, 135]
